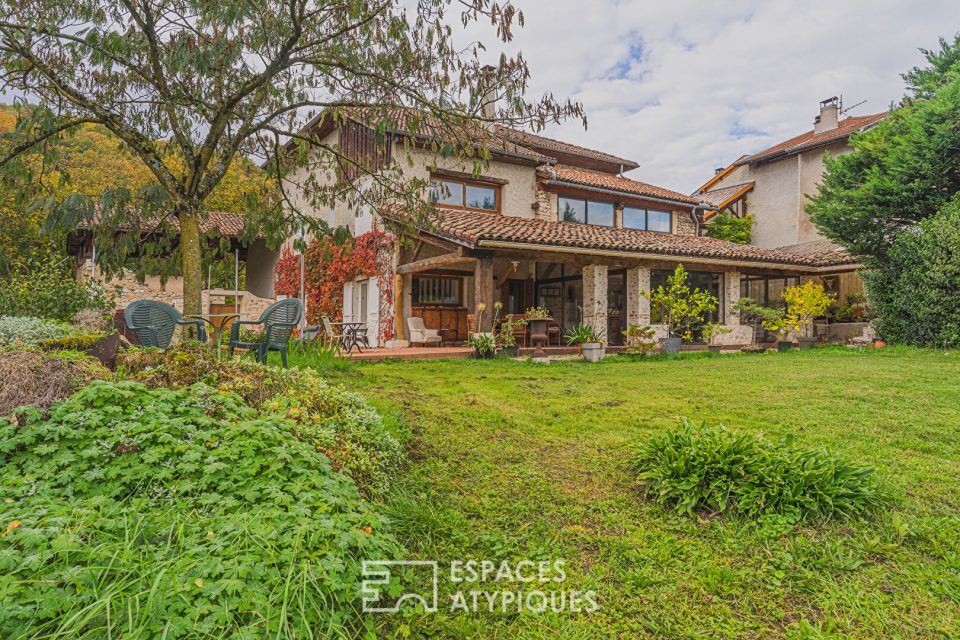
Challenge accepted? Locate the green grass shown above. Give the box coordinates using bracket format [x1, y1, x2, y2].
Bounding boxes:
[319, 347, 960, 639]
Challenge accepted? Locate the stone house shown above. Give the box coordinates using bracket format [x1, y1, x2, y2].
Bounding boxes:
[286, 107, 859, 348]
[695, 98, 887, 308]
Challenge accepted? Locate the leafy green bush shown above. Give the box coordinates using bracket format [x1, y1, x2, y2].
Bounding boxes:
[0, 315, 77, 346]
[118, 342, 404, 496]
[863, 197, 960, 346]
[631, 418, 890, 522]
[0, 381, 404, 638]
[705, 211, 754, 244]
[0, 261, 115, 321]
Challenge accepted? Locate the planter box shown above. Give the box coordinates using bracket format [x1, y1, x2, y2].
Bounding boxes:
[581, 342, 605, 362]
[660, 337, 682, 355]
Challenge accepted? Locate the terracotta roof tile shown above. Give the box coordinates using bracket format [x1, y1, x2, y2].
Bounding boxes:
[80, 211, 250, 238]
[773, 239, 854, 264]
[383, 207, 858, 268]
[697, 182, 755, 209]
[496, 126, 638, 169]
[543, 164, 709, 207]
[736, 112, 887, 165]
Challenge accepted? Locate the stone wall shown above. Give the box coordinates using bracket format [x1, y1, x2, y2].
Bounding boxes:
[673, 210, 698, 236]
[581, 264, 608, 338]
[532, 187, 556, 222]
[81, 268, 276, 321]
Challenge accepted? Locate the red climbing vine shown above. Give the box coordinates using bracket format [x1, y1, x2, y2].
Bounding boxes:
[274, 231, 395, 340]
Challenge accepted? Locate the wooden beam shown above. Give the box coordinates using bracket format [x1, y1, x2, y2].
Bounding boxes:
[496, 261, 519, 289]
[417, 233, 466, 253]
[397, 251, 478, 274]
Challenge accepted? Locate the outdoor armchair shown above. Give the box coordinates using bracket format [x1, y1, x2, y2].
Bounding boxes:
[228, 298, 303, 367]
[407, 316, 442, 346]
[124, 300, 207, 348]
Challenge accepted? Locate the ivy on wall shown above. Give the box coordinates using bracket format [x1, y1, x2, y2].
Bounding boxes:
[274, 231, 395, 341]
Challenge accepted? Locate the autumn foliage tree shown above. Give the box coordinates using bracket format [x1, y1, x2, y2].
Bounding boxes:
[0, 0, 582, 315]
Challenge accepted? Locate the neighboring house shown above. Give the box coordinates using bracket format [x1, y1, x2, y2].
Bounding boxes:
[68, 212, 279, 318]
[287, 106, 860, 348]
[694, 97, 887, 308]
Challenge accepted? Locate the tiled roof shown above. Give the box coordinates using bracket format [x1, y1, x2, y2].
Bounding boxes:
[773, 239, 855, 266]
[79, 211, 250, 238]
[496, 126, 638, 170]
[295, 106, 554, 164]
[383, 207, 858, 269]
[542, 165, 709, 207]
[698, 181, 755, 209]
[736, 112, 887, 165]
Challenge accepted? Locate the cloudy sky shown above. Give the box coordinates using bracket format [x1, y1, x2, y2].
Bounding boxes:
[466, 0, 958, 193]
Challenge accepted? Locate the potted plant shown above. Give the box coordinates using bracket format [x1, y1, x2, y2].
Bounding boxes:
[703, 322, 732, 353]
[762, 310, 798, 352]
[466, 332, 495, 358]
[730, 298, 781, 352]
[623, 324, 657, 356]
[564, 323, 605, 362]
[466, 302, 497, 359]
[643, 265, 718, 355]
[782, 281, 834, 350]
[524, 306, 552, 359]
[496, 314, 524, 357]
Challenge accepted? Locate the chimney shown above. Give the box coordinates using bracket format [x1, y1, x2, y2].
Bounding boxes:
[477, 65, 498, 120]
[814, 96, 839, 134]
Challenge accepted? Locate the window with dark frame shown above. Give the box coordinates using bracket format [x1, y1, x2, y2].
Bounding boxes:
[429, 176, 499, 212]
[623, 206, 673, 233]
[558, 197, 615, 227]
[412, 276, 462, 306]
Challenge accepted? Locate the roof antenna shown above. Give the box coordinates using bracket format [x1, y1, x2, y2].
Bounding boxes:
[839, 94, 867, 116]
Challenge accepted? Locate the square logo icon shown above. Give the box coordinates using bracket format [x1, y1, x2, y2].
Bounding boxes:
[361, 560, 439, 613]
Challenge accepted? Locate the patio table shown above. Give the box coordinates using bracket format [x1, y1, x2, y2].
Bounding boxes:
[329, 321, 368, 353]
[186, 312, 240, 355]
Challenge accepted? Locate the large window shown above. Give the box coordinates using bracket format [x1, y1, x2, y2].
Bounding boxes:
[558, 197, 615, 226]
[623, 207, 672, 233]
[429, 177, 499, 212]
[650, 269, 723, 330]
[413, 276, 462, 306]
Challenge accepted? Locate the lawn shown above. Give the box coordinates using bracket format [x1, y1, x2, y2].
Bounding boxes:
[317, 347, 960, 639]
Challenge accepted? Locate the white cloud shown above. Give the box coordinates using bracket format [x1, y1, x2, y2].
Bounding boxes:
[465, 0, 958, 191]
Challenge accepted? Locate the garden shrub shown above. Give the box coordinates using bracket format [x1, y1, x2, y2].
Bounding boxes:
[0, 381, 404, 638]
[35, 332, 108, 351]
[0, 315, 77, 346]
[117, 342, 404, 496]
[863, 197, 960, 347]
[631, 418, 890, 522]
[0, 348, 110, 415]
[0, 261, 115, 321]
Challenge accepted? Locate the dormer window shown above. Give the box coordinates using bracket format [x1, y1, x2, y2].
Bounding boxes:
[429, 177, 499, 212]
[558, 197, 614, 227]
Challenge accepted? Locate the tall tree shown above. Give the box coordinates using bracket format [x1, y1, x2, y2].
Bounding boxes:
[808, 34, 960, 261]
[0, 0, 582, 315]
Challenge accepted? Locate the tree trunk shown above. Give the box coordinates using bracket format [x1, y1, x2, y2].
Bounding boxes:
[179, 208, 204, 318]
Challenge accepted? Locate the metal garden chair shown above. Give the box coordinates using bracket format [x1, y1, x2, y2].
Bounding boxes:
[123, 300, 207, 348]
[228, 298, 303, 367]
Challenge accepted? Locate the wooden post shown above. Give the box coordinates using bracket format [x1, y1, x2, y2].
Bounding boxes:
[474, 254, 495, 332]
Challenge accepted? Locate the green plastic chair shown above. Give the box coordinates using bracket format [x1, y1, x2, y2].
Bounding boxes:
[228, 298, 303, 367]
[124, 300, 207, 348]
